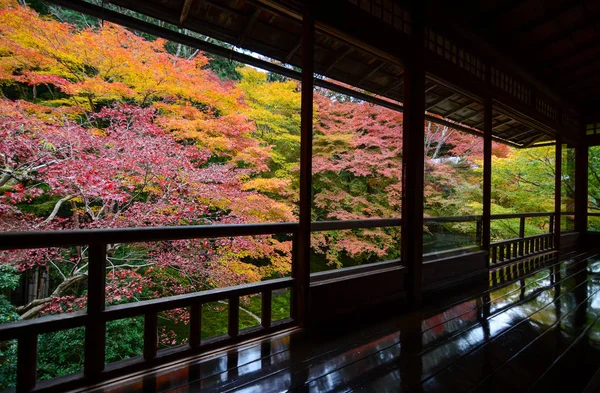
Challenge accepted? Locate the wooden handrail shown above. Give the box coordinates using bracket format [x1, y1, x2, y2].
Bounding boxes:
[0, 210, 569, 392]
[0, 222, 300, 250]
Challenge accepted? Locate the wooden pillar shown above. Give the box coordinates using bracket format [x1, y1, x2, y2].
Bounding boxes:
[84, 244, 107, 380]
[482, 80, 492, 261]
[574, 134, 588, 237]
[401, 2, 425, 306]
[555, 138, 562, 252]
[294, 1, 314, 327]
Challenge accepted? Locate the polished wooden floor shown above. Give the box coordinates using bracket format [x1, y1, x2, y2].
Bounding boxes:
[81, 252, 600, 393]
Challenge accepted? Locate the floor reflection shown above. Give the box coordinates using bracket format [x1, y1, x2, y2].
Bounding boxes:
[90, 253, 600, 393]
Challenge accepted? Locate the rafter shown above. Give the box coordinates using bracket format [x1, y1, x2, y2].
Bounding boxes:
[324, 47, 353, 74]
[356, 62, 385, 86]
[180, 0, 194, 26]
[284, 38, 302, 62]
[505, 1, 585, 43]
[517, 6, 598, 58]
[236, 8, 261, 46]
[443, 100, 472, 117]
[522, 133, 547, 147]
[379, 79, 404, 96]
[425, 93, 459, 111]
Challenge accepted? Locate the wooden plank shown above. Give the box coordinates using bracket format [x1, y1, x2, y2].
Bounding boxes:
[143, 312, 158, 361]
[16, 335, 37, 393]
[294, 2, 314, 327]
[84, 244, 107, 379]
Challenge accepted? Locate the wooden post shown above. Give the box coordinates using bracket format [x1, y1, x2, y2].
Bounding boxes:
[482, 82, 492, 264]
[261, 290, 272, 328]
[401, 1, 425, 306]
[189, 303, 202, 348]
[574, 135, 588, 237]
[16, 334, 37, 393]
[228, 296, 240, 338]
[294, 1, 314, 327]
[519, 216, 525, 256]
[555, 138, 562, 252]
[84, 244, 107, 380]
[143, 312, 158, 361]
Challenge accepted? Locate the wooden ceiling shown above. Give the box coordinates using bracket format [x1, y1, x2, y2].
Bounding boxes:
[430, 0, 600, 115]
[47, 0, 591, 147]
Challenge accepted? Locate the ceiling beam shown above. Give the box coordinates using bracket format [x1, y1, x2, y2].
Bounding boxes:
[356, 62, 385, 85]
[379, 79, 404, 96]
[284, 38, 302, 62]
[323, 47, 353, 74]
[180, 0, 194, 26]
[425, 93, 459, 111]
[236, 8, 261, 46]
[504, 1, 585, 43]
[517, 6, 598, 58]
[443, 100, 472, 117]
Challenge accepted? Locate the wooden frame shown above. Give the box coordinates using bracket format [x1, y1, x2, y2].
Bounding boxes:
[0, 0, 588, 391]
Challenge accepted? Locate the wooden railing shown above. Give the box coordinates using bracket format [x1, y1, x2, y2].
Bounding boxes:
[0, 212, 566, 392]
[489, 212, 556, 266]
[0, 223, 300, 393]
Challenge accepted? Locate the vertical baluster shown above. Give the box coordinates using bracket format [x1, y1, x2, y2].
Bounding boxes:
[143, 312, 158, 361]
[491, 245, 497, 265]
[519, 216, 525, 256]
[513, 241, 518, 259]
[499, 244, 505, 262]
[228, 296, 239, 338]
[261, 290, 272, 329]
[17, 334, 37, 393]
[190, 303, 202, 348]
[84, 244, 107, 380]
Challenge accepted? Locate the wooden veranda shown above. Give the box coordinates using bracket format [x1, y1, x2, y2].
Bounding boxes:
[1, 0, 599, 392]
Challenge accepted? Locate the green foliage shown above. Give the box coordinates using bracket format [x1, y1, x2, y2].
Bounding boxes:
[36, 318, 144, 381]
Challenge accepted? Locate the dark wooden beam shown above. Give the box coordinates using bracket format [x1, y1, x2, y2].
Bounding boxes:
[379, 79, 404, 96]
[555, 138, 562, 250]
[505, 1, 585, 44]
[180, 0, 194, 26]
[482, 91, 492, 260]
[324, 47, 353, 74]
[284, 38, 302, 62]
[574, 132, 588, 234]
[295, 2, 314, 327]
[541, 40, 600, 72]
[519, 7, 598, 58]
[357, 61, 385, 85]
[236, 8, 262, 46]
[401, 1, 425, 306]
[83, 244, 107, 381]
[523, 134, 547, 148]
[425, 93, 459, 111]
[443, 100, 472, 117]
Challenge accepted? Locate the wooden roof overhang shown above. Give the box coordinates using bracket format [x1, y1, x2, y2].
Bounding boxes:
[46, 0, 588, 148]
